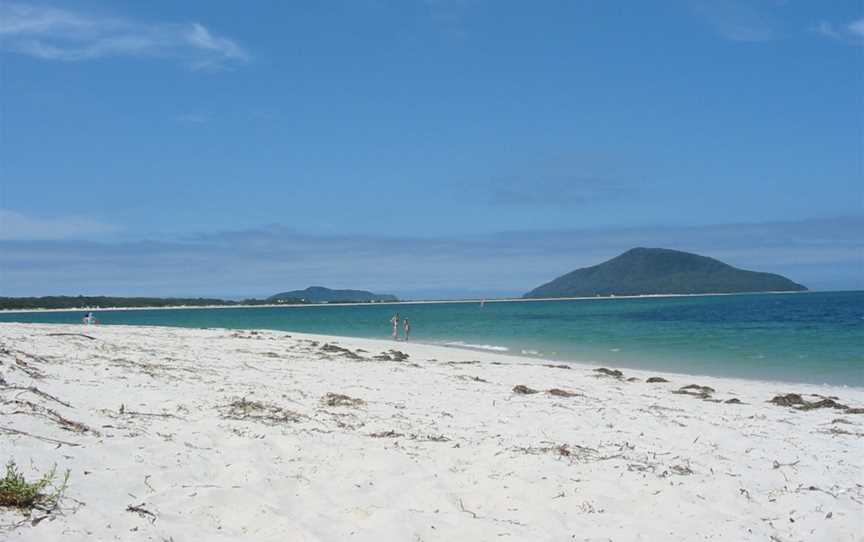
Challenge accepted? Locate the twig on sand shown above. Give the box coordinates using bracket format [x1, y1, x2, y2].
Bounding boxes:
[124, 410, 185, 420]
[1, 386, 73, 408]
[772, 459, 800, 469]
[11, 359, 45, 379]
[45, 333, 97, 341]
[0, 426, 80, 447]
[5, 399, 99, 435]
[126, 502, 157, 523]
[458, 498, 478, 519]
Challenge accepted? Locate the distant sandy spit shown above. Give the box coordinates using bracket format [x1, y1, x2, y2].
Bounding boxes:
[0, 290, 810, 313]
[0, 323, 861, 541]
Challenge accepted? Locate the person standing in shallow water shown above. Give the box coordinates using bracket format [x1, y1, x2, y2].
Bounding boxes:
[390, 313, 400, 340]
[403, 318, 411, 341]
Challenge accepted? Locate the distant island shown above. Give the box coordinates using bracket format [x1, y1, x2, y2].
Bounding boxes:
[524, 247, 807, 298]
[268, 286, 398, 304]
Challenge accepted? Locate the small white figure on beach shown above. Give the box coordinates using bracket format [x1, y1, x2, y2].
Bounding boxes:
[390, 312, 400, 340]
[403, 318, 410, 340]
[82, 312, 98, 325]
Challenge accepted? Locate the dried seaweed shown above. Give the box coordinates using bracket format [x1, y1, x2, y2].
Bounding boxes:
[673, 385, 715, 399]
[512, 385, 539, 395]
[369, 430, 403, 438]
[222, 397, 303, 424]
[768, 393, 861, 413]
[320, 344, 363, 360]
[321, 393, 365, 407]
[547, 388, 581, 398]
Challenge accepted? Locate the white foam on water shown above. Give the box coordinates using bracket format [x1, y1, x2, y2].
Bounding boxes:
[444, 341, 510, 352]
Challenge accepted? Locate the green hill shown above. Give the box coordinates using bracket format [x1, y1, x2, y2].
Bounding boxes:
[268, 286, 397, 303]
[523, 248, 807, 298]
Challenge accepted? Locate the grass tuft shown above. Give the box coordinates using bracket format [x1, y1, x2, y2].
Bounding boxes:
[0, 460, 69, 511]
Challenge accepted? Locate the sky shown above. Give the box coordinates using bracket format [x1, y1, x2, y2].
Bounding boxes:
[0, 0, 862, 299]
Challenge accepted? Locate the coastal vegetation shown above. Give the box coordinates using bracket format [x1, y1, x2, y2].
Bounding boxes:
[0, 296, 289, 311]
[268, 286, 398, 304]
[0, 460, 68, 512]
[0, 287, 398, 310]
[524, 247, 807, 298]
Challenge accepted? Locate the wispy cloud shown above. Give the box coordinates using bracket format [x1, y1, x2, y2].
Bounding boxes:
[0, 2, 249, 68]
[0, 217, 860, 297]
[490, 176, 627, 207]
[813, 17, 864, 45]
[0, 209, 118, 241]
[176, 113, 211, 124]
[692, 0, 775, 42]
[424, 0, 470, 40]
[486, 152, 631, 207]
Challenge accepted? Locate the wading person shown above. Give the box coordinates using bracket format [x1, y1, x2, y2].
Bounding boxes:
[390, 313, 400, 340]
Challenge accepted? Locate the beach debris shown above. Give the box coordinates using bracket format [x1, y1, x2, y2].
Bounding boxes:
[369, 430, 403, 438]
[593, 368, 623, 378]
[546, 388, 581, 397]
[673, 384, 715, 399]
[0, 385, 73, 408]
[372, 350, 410, 362]
[458, 498, 479, 519]
[512, 384, 539, 395]
[768, 393, 862, 413]
[126, 502, 157, 524]
[823, 427, 864, 437]
[231, 331, 263, 340]
[0, 426, 81, 447]
[664, 464, 694, 477]
[222, 397, 303, 424]
[44, 333, 97, 341]
[11, 358, 46, 379]
[456, 375, 489, 383]
[2, 398, 99, 435]
[542, 364, 571, 370]
[768, 393, 805, 407]
[647, 377, 669, 383]
[320, 343, 363, 360]
[413, 434, 450, 442]
[517, 443, 603, 462]
[321, 392, 365, 408]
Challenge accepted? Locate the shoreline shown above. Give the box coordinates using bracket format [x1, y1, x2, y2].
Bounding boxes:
[0, 289, 816, 314]
[1, 318, 857, 389]
[1, 322, 861, 540]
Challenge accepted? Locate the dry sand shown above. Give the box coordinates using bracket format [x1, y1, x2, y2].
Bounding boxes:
[0, 323, 862, 541]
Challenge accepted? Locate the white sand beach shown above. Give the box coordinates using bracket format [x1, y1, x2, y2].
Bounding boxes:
[1, 322, 862, 541]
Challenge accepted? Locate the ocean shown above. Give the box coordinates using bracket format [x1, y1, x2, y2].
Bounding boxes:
[1, 291, 861, 387]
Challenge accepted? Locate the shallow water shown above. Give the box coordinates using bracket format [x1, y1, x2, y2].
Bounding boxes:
[2, 291, 861, 386]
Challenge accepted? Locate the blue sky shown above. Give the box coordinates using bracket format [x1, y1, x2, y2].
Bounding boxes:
[0, 0, 862, 298]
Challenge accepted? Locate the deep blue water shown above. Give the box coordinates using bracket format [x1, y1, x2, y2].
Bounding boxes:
[1, 291, 861, 386]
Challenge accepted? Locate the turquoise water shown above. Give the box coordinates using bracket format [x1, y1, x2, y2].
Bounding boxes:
[1, 291, 861, 386]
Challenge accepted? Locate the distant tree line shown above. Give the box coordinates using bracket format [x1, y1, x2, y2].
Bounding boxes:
[0, 296, 307, 310]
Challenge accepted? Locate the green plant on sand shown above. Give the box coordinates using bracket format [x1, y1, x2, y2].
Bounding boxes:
[0, 460, 69, 511]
